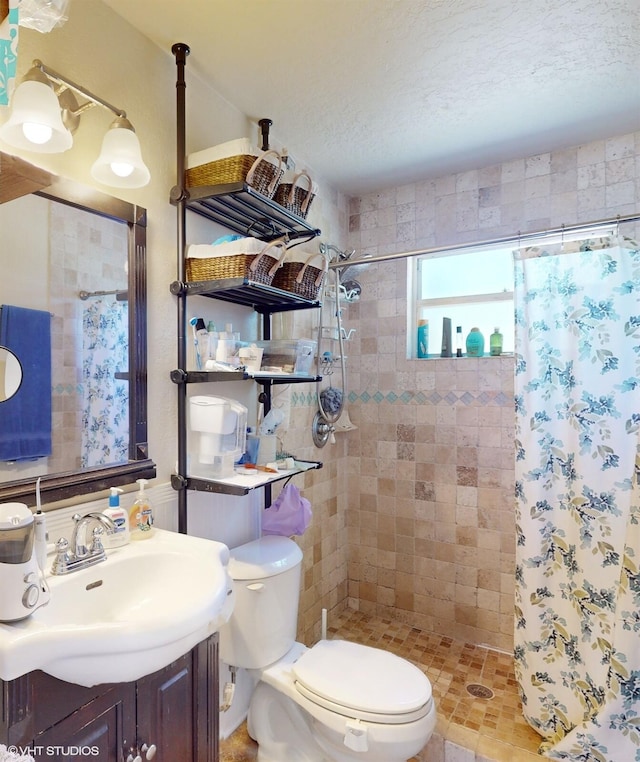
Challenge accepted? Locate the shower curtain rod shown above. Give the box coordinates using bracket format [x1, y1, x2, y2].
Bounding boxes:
[79, 289, 128, 301]
[328, 211, 640, 270]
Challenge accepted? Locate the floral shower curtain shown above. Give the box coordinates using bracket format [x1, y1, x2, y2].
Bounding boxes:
[513, 236, 640, 761]
[81, 297, 128, 467]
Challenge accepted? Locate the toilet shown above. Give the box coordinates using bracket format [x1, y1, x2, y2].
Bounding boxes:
[219, 535, 436, 762]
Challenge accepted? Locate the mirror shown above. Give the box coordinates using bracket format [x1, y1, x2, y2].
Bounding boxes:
[0, 348, 22, 401]
[0, 155, 155, 507]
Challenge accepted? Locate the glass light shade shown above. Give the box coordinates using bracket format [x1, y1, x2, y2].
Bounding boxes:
[90, 125, 150, 188]
[0, 79, 73, 153]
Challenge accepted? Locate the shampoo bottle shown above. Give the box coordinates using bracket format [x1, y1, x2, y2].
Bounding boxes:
[103, 487, 129, 548]
[129, 479, 154, 540]
[417, 318, 429, 358]
[465, 327, 485, 357]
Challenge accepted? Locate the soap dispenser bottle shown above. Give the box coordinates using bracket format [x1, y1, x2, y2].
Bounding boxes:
[103, 487, 129, 548]
[129, 478, 154, 540]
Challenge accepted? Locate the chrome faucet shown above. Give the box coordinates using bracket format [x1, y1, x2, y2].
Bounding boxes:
[51, 512, 116, 575]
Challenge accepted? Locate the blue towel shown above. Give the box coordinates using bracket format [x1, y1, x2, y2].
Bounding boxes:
[0, 305, 52, 461]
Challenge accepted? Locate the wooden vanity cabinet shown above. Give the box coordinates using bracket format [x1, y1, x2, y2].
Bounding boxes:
[36, 683, 135, 761]
[1, 634, 219, 761]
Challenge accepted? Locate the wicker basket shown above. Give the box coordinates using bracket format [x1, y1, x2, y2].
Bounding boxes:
[186, 238, 287, 285]
[272, 252, 328, 300]
[185, 149, 284, 199]
[274, 170, 315, 218]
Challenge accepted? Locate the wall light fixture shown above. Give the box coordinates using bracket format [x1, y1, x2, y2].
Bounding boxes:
[0, 59, 150, 188]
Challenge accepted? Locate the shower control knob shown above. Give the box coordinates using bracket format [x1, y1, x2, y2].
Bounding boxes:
[22, 583, 39, 609]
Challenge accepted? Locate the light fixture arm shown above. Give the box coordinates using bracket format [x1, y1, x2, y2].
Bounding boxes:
[1, 58, 150, 187]
[32, 59, 127, 120]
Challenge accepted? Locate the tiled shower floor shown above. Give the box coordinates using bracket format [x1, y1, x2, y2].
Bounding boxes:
[220, 609, 543, 762]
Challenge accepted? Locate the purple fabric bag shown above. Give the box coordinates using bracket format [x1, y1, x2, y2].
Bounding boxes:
[262, 483, 312, 536]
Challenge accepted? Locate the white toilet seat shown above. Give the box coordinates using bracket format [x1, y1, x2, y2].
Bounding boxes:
[292, 639, 433, 725]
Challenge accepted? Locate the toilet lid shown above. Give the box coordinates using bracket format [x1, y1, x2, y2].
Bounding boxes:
[292, 640, 432, 721]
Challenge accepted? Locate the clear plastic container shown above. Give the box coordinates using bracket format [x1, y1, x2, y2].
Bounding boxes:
[255, 339, 317, 374]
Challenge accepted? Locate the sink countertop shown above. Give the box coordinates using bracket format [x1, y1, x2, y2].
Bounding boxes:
[0, 528, 234, 687]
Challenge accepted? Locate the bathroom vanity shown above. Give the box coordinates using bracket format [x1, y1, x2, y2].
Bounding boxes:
[0, 528, 231, 760]
[0, 634, 219, 761]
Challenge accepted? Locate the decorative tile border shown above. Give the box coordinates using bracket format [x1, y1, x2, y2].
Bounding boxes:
[348, 390, 512, 406]
[290, 389, 512, 408]
[53, 384, 84, 396]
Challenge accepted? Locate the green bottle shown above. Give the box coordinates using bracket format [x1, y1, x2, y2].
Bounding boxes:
[465, 327, 484, 357]
[490, 327, 503, 356]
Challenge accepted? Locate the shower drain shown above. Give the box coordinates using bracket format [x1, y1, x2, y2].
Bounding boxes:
[466, 683, 494, 699]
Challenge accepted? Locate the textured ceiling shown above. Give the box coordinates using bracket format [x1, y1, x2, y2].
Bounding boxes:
[103, 0, 640, 196]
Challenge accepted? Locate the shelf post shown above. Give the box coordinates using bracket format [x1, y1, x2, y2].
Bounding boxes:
[173, 42, 190, 534]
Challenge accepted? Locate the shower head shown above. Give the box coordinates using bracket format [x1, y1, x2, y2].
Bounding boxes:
[339, 251, 373, 282]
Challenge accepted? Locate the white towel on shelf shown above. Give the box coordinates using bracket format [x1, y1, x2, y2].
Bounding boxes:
[186, 138, 255, 168]
[186, 238, 267, 260]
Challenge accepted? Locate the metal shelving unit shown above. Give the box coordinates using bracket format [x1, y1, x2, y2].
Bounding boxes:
[171, 43, 322, 533]
[171, 460, 321, 497]
[169, 277, 321, 313]
[179, 182, 321, 242]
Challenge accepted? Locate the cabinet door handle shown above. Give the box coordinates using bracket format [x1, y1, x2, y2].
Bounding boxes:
[141, 743, 157, 760]
[126, 755, 142, 762]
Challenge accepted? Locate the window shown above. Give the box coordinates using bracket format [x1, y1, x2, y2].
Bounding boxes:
[409, 224, 618, 359]
[411, 242, 515, 358]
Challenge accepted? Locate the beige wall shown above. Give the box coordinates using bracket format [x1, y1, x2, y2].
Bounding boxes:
[344, 131, 640, 651]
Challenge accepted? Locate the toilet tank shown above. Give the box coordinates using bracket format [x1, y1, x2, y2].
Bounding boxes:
[219, 535, 303, 669]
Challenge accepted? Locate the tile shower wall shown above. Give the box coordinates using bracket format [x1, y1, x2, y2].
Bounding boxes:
[343, 131, 640, 652]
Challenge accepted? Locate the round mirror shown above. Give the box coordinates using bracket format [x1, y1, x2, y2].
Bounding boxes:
[0, 347, 23, 402]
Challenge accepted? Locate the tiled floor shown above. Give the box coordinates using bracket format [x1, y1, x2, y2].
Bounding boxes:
[220, 609, 543, 761]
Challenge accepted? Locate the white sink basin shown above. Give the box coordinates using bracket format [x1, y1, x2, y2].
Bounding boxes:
[0, 529, 234, 687]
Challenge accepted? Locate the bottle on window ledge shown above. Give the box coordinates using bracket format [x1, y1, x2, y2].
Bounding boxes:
[455, 325, 463, 357]
[465, 327, 485, 357]
[417, 318, 429, 358]
[490, 327, 503, 356]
